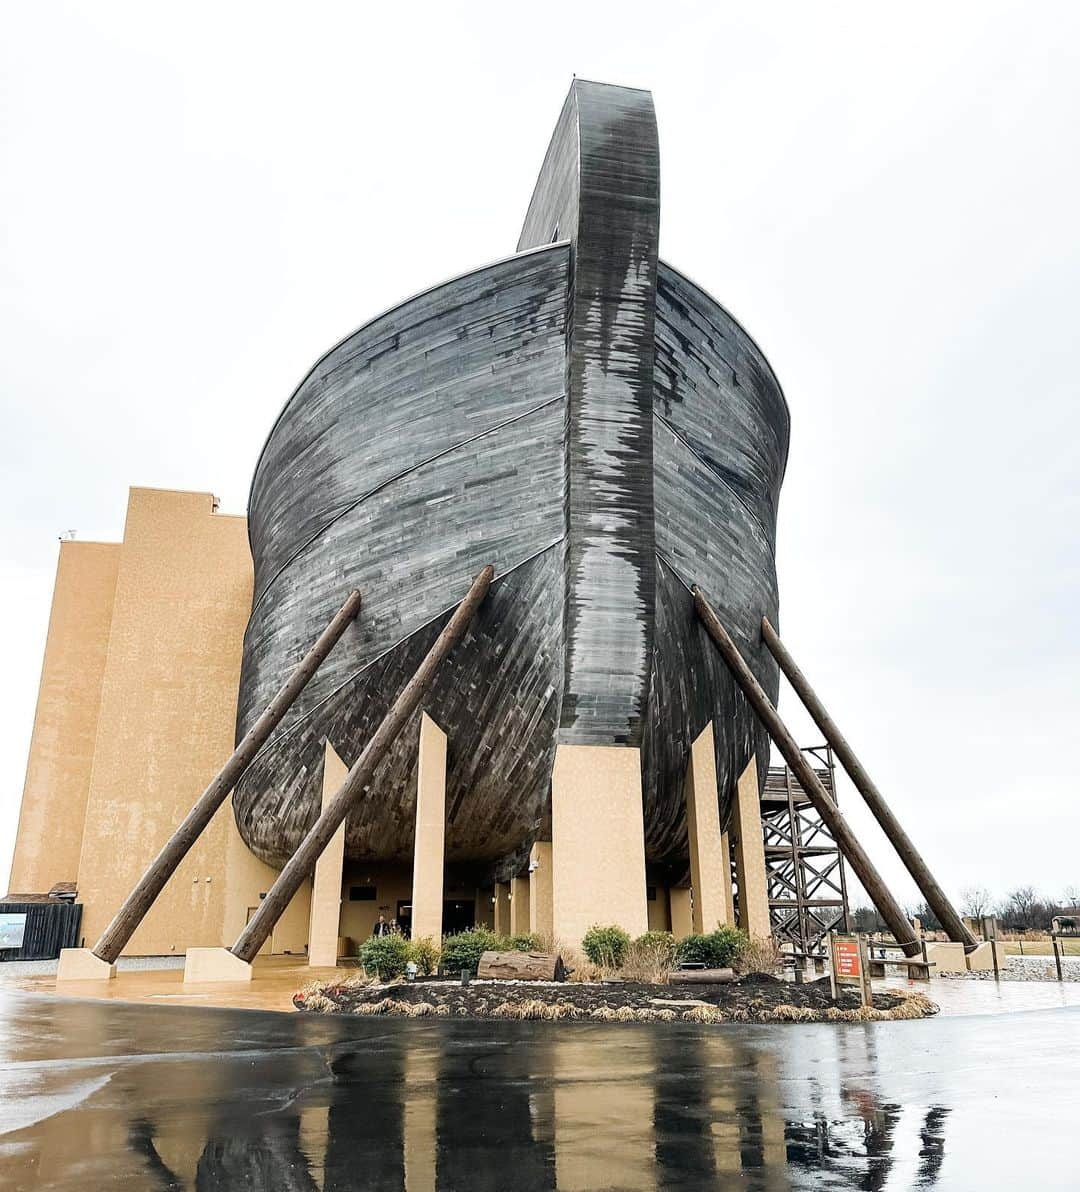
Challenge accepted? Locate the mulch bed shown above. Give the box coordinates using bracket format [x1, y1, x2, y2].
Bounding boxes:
[294, 972, 937, 1023]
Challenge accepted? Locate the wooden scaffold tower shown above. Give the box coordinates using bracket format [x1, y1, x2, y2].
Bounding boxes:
[761, 746, 851, 955]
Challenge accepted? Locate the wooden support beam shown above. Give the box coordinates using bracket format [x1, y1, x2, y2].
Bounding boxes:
[691, 586, 920, 958]
[230, 565, 494, 964]
[761, 616, 978, 951]
[92, 589, 362, 964]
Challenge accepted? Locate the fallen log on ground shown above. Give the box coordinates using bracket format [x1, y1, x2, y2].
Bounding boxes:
[675, 968, 735, 984]
[477, 951, 566, 981]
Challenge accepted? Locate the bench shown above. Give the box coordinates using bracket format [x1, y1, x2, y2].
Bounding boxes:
[868, 954, 936, 981]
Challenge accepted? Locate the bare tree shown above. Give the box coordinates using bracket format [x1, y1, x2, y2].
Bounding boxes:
[1001, 886, 1042, 931]
[1063, 886, 1080, 910]
[961, 886, 992, 919]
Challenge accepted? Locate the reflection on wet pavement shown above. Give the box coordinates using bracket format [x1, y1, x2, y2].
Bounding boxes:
[0, 990, 1074, 1190]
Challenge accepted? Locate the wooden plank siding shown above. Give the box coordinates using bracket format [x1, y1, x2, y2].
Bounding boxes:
[233, 80, 788, 877]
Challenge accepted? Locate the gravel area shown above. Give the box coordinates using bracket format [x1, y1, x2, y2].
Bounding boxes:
[939, 955, 1080, 982]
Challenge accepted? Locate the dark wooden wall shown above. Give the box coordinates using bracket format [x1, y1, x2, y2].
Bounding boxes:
[0, 902, 83, 961]
[235, 80, 788, 874]
[235, 246, 570, 868]
[518, 80, 660, 747]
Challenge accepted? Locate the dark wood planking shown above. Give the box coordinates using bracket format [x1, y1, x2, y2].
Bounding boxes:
[519, 79, 660, 746]
[234, 246, 569, 867]
[234, 79, 789, 877]
[233, 567, 494, 963]
[238, 548, 563, 869]
[645, 265, 788, 855]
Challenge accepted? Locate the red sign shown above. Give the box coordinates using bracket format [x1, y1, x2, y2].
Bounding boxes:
[834, 938, 861, 980]
[829, 932, 872, 1007]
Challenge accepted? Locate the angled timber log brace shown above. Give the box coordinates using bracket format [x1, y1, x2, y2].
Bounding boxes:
[760, 616, 977, 952]
[230, 564, 495, 964]
[692, 586, 921, 959]
[92, 590, 362, 965]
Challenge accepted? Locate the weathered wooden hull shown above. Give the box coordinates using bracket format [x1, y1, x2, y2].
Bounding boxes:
[233, 80, 788, 874]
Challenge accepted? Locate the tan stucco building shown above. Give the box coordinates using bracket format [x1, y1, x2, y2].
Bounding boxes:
[9, 488, 311, 956]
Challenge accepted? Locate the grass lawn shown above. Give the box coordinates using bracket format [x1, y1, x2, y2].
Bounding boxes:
[1001, 940, 1080, 957]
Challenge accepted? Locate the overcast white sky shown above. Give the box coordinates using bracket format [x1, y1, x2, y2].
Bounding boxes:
[2, 2, 1078, 913]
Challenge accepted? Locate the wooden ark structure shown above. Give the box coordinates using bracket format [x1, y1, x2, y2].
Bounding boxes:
[21, 78, 975, 974]
[233, 78, 790, 895]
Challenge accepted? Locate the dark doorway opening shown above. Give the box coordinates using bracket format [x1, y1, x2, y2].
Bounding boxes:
[443, 899, 475, 935]
[394, 898, 476, 938]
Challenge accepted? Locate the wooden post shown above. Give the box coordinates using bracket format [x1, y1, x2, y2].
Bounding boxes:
[692, 587, 921, 958]
[230, 565, 493, 964]
[92, 589, 362, 964]
[761, 616, 978, 952]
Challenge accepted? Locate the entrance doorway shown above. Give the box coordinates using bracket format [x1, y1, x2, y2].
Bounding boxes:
[443, 899, 475, 935]
[394, 899, 476, 938]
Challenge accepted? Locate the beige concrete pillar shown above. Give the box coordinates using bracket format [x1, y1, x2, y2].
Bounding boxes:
[730, 755, 770, 939]
[494, 882, 511, 935]
[720, 829, 736, 926]
[308, 741, 348, 967]
[684, 722, 733, 933]
[669, 887, 693, 939]
[474, 887, 495, 930]
[509, 875, 531, 936]
[551, 744, 648, 949]
[529, 841, 554, 942]
[409, 712, 447, 945]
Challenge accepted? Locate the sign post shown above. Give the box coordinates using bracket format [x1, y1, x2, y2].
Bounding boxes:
[828, 930, 872, 1008]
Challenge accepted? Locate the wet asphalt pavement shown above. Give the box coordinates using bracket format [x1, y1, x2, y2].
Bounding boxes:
[0, 989, 1075, 1190]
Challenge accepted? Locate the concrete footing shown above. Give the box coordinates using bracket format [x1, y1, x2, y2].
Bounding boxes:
[184, 946, 253, 984]
[57, 948, 116, 981]
[965, 941, 997, 972]
[924, 941, 967, 973]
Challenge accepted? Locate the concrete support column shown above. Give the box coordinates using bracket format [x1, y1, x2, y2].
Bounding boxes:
[684, 722, 732, 932]
[669, 887, 693, 940]
[474, 887, 495, 930]
[528, 841, 554, 942]
[308, 741, 348, 967]
[509, 876, 531, 936]
[409, 713, 447, 945]
[720, 829, 736, 926]
[494, 882, 511, 935]
[551, 744, 648, 949]
[730, 755, 770, 939]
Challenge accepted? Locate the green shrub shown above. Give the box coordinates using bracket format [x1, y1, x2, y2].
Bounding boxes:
[582, 924, 631, 967]
[676, 926, 747, 970]
[440, 927, 499, 974]
[408, 936, 440, 976]
[507, 933, 540, 952]
[358, 934, 411, 979]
